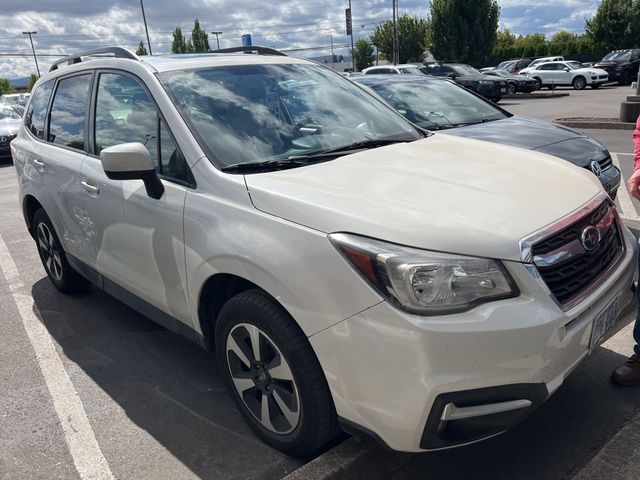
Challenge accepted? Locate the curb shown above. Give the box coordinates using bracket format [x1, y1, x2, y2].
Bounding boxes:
[571, 411, 640, 480]
[281, 438, 413, 480]
[554, 117, 636, 130]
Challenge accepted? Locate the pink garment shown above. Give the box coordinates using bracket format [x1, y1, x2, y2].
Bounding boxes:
[635, 115, 640, 170]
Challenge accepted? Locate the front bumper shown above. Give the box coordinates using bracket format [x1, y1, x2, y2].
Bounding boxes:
[310, 226, 637, 452]
[477, 82, 507, 99]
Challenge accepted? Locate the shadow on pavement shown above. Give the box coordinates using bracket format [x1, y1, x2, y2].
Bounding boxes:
[30, 278, 302, 480]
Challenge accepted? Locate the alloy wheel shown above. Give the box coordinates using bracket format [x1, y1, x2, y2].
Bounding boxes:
[37, 222, 63, 282]
[226, 323, 300, 434]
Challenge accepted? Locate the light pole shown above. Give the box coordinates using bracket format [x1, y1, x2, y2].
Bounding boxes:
[392, 0, 399, 65]
[348, 0, 355, 72]
[139, 0, 153, 55]
[330, 35, 335, 70]
[211, 31, 222, 50]
[22, 31, 40, 77]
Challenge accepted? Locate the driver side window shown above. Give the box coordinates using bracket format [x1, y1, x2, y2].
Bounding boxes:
[95, 72, 189, 183]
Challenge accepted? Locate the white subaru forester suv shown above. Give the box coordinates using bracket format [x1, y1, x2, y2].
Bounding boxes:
[11, 46, 637, 457]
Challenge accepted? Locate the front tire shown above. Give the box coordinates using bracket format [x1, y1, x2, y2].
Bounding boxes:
[572, 76, 586, 90]
[507, 84, 516, 95]
[215, 290, 339, 457]
[33, 209, 89, 294]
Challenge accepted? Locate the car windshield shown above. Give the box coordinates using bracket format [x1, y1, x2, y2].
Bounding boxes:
[603, 51, 631, 62]
[0, 96, 19, 105]
[160, 64, 422, 169]
[452, 65, 483, 76]
[565, 61, 583, 69]
[497, 61, 514, 69]
[398, 66, 423, 75]
[0, 108, 20, 120]
[489, 70, 511, 78]
[366, 80, 507, 130]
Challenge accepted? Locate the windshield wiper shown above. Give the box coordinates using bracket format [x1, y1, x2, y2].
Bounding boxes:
[221, 158, 314, 173]
[288, 138, 409, 159]
[221, 138, 412, 173]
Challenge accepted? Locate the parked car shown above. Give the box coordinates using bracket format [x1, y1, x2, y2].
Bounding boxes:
[483, 69, 540, 94]
[362, 64, 425, 75]
[527, 61, 609, 90]
[0, 106, 21, 162]
[422, 63, 508, 102]
[0, 93, 30, 112]
[498, 58, 532, 74]
[353, 75, 621, 198]
[13, 46, 636, 456]
[593, 49, 640, 85]
[519, 56, 565, 75]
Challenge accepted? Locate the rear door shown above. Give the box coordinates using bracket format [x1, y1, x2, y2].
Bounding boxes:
[19, 73, 95, 268]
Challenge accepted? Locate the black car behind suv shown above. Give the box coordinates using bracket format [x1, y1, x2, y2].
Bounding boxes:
[593, 49, 640, 85]
[422, 63, 508, 102]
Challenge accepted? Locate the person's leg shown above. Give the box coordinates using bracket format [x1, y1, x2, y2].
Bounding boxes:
[611, 244, 640, 385]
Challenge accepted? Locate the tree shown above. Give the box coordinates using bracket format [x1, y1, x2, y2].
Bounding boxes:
[495, 29, 517, 50]
[27, 73, 38, 92]
[550, 31, 577, 44]
[185, 38, 195, 53]
[0, 78, 14, 96]
[136, 40, 148, 56]
[352, 38, 375, 71]
[586, 0, 636, 50]
[191, 19, 210, 53]
[171, 27, 186, 53]
[370, 15, 430, 64]
[429, 0, 500, 64]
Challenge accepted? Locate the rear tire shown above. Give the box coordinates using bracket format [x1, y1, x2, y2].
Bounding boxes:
[572, 76, 586, 90]
[215, 289, 339, 457]
[33, 209, 89, 294]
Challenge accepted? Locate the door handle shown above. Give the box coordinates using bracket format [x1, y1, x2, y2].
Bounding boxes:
[81, 180, 100, 195]
[32, 158, 45, 170]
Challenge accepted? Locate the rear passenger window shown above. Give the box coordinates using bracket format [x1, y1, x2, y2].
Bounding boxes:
[48, 74, 92, 150]
[95, 72, 189, 182]
[24, 80, 53, 140]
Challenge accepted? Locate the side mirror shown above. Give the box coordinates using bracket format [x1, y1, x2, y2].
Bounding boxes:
[447, 72, 457, 79]
[563, 67, 570, 72]
[100, 142, 164, 199]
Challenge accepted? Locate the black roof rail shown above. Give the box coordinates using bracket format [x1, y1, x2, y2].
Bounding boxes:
[210, 46, 287, 57]
[49, 47, 138, 72]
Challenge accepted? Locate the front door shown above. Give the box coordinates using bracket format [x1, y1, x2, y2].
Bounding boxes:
[81, 71, 192, 325]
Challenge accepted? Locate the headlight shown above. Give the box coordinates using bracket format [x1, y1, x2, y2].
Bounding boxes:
[329, 233, 519, 316]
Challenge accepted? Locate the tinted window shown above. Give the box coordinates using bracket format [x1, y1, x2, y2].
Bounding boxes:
[49, 74, 91, 150]
[538, 64, 554, 70]
[95, 72, 187, 181]
[24, 81, 53, 140]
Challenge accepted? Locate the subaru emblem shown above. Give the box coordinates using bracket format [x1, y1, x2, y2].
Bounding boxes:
[0, 136, 6, 144]
[581, 225, 601, 252]
[590, 160, 602, 177]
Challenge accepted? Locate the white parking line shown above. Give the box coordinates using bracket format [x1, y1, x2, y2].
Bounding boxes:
[611, 153, 639, 219]
[0, 234, 115, 480]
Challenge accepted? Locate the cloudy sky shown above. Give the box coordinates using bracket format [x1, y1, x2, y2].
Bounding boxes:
[0, 0, 600, 78]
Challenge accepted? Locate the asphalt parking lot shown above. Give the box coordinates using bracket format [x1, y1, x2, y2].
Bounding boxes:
[1, 83, 640, 480]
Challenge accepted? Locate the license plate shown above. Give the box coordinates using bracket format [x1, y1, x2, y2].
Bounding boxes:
[589, 293, 622, 350]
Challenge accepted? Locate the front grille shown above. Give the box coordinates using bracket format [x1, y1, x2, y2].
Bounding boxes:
[598, 155, 613, 170]
[532, 201, 623, 306]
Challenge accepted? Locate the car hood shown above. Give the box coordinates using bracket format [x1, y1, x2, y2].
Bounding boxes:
[0, 118, 20, 135]
[245, 135, 601, 262]
[594, 61, 622, 67]
[443, 115, 607, 166]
